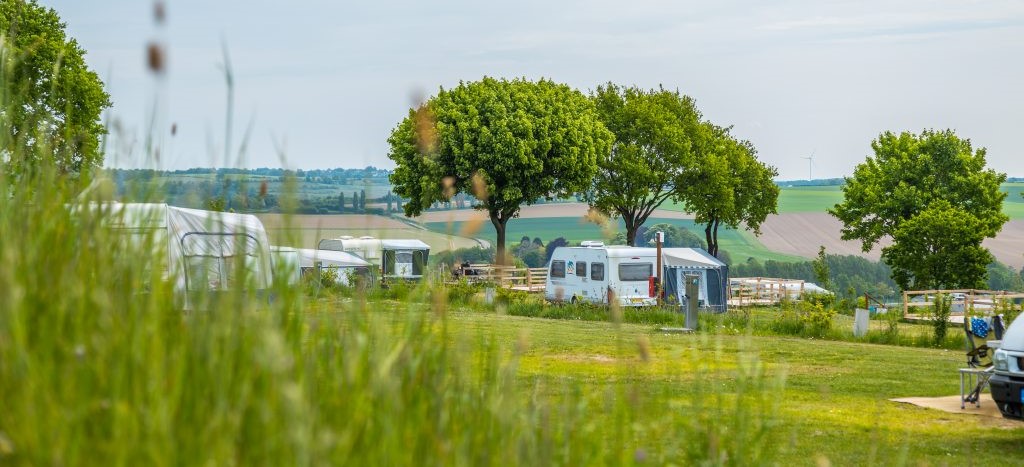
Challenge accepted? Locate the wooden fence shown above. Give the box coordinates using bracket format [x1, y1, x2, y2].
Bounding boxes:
[902, 289, 1024, 319]
[443, 264, 547, 293]
[728, 277, 806, 307]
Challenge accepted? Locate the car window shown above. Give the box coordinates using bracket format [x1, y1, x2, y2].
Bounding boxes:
[591, 262, 604, 281]
[576, 261, 587, 277]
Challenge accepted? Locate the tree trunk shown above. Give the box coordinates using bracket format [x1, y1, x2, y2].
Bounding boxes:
[704, 222, 715, 257]
[492, 215, 508, 265]
[711, 218, 720, 258]
[624, 214, 638, 246]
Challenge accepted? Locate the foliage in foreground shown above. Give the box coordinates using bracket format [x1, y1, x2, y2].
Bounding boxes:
[0, 165, 781, 465]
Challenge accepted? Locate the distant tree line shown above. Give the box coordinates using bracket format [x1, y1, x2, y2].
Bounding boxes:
[774, 178, 845, 186]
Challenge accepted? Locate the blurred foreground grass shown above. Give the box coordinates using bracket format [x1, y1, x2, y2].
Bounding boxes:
[0, 163, 781, 465]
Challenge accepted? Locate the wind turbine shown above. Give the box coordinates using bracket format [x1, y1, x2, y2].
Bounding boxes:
[800, 150, 816, 181]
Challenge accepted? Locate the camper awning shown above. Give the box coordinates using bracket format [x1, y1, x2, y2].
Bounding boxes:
[380, 239, 430, 250]
[662, 248, 726, 269]
[296, 248, 370, 268]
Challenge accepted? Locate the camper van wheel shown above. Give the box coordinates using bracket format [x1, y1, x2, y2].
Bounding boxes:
[570, 295, 578, 304]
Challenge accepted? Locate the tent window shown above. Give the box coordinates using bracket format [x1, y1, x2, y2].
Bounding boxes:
[181, 232, 262, 291]
[396, 251, 414, 263]
[412, 250, 427, 275]
[382, 250, 396, 275]
[591, 262, 605, 281]
[576, 261, 587, 277]
[618, 263, 652, 281]
[550, 260, 565, 278]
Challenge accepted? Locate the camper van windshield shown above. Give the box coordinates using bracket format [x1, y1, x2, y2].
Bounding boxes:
[618, 263, 652, 281]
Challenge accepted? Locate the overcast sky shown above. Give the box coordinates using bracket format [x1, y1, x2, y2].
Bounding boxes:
[50, 0, 1024, 179]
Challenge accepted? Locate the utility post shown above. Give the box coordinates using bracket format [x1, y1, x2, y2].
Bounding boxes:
[655, 231, 663, 306]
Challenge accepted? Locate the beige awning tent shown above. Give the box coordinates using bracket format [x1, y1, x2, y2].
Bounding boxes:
[101, 203, 273, 307]
[661, 248, 730, 313]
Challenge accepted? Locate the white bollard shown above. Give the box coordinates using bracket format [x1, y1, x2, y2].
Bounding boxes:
[853, 308, 870, 337]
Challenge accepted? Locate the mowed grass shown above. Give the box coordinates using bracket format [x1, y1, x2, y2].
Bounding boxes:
[399, 304, 1024, 465]
[427, 217, 805, 262]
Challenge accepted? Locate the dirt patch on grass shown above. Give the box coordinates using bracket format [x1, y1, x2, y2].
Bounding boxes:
[891, 395, 1022, 428]
[414, 203, 693, 223]
[553, 354, 617, 363]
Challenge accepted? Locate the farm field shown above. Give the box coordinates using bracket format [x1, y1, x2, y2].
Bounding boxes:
[427, 216, 807, 263]
[155, 173, 396, 200]
[753, 213, 1024, 270]
[366, 301, 1024, 464]
[659, 183, 1024, 219]
[257, 214, 483, 251]
[414, 202, 692, 223]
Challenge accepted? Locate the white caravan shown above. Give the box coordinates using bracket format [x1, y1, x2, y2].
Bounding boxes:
[318, 236, 430, 281]
[545, 242, 659, 307]
[270, 246, 371, 286]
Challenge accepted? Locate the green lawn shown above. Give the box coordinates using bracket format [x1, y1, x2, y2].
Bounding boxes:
[426, 216, 805, 262]
[434, 304, 1024, 465]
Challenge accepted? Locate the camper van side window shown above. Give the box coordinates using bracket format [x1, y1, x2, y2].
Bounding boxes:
[576, 261, 587, 277]
[591, 262, 604, 281]
[618, 263, 652, 281]
[550, 260, 566, 278]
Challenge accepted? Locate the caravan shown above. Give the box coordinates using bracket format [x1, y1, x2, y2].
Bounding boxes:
[318, 236, 430, 281]
[545, 242, 659, 307]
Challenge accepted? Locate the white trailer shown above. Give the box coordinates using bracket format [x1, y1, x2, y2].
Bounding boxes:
[317, 236, 429, 281]
[545, 242, 659, 307]
[270, 246, 371, 286]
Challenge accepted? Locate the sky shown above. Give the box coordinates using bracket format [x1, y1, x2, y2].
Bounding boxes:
[48, 0, 1024, 179]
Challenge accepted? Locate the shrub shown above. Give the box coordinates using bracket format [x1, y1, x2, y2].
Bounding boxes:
[932, 294, 951, 346]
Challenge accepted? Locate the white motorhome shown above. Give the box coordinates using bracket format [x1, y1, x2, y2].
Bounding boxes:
[545, 242, 659, 307]
[318, 236, 429, 281]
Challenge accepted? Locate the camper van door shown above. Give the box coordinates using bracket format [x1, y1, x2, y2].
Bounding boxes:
[608, 249, 658, 307]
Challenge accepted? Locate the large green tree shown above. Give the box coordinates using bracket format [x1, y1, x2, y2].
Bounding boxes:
[0, 0, 111, 178]
[830, 129, 1007, 289]
[882, 201, 993, 290]
[388, 77, 612, 262]
[587, 84, 701, 246]
[678, 125, 779, 258]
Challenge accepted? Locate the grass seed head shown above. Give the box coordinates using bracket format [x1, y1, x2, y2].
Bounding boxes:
[146, 42, 165, 74]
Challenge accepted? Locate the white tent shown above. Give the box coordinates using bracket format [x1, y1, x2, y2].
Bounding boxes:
[104, 203, 273, 307]
[662, 248, 730, 312]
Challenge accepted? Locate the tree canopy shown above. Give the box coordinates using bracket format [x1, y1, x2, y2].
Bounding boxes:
[882, 201, 993, 290]
[0, 0, 111, 178]
[387, 77, 612, 262]
[587, 84, 701, 246]
[830, 129, 1007, 290]
[678, 125, 779, 258]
